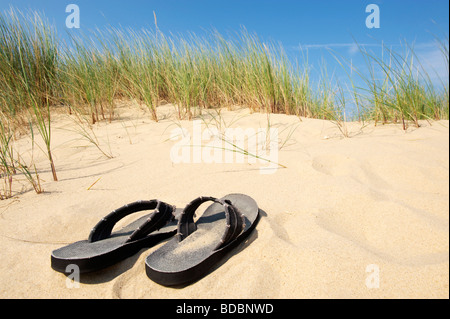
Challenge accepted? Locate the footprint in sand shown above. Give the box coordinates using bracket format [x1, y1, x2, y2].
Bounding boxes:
[265, 213, 293, 245]
[315, 199, 449, 266]
[312, 154, 356, 177]
[312, 154, 392, 191]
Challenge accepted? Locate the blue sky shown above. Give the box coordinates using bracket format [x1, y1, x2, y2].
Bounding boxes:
[0, 0, 447, 44]
[1, 0, 448, 113]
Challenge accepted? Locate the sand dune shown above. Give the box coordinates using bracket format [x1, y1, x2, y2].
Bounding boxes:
[0, 104, 448, 298]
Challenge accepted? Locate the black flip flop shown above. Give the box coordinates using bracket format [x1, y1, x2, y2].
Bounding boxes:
[145, 194, 260, 286]
[51, 200, 178, 274]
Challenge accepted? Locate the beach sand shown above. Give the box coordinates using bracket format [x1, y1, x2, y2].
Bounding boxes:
[0, 104, 448, 298]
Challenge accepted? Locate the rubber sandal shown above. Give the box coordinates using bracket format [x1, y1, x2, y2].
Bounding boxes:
[145, 193, 260, 286]
[51, 200, 178, 274]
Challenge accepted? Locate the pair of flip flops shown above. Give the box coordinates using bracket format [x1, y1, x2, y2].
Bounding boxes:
[51, 194, 260, 286]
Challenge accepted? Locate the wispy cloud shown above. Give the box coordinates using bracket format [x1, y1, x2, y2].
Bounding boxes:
[294, 42, 382, 56]
[416, 46, 449, 83]
[296, 40, 440, 50]
[296, 43, 380, 49]
[294, 40, 448, 62]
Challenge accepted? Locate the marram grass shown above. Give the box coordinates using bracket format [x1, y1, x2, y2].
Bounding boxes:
[1, 9, 447, 126]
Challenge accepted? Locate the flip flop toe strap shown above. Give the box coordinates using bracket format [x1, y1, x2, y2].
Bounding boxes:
[88, 200, 175, 243]
[177, 196, 245, 250]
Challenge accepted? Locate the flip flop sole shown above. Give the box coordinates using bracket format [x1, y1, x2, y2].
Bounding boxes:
[145, 194, 260, 286]
[51, 231, 175, 274]
[51, 210, 180, 274]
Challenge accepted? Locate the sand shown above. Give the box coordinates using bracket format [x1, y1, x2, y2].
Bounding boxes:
[0, 103, 448, 299]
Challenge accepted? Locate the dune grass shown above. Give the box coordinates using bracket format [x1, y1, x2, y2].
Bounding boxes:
[1, 8, 447, 126]
[330, 38, 449, 130]
[1, 8, 325, 123]
[356, 41, 448, 129]
[0, 8, 58, 181]
[0, 8, 448, 198]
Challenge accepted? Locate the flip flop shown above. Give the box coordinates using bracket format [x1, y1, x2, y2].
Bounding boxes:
[51, 200, 178, 274]
[145, 194, 260, 286]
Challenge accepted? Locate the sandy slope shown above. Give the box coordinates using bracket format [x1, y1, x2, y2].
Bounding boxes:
[0, 104, 448, 298]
